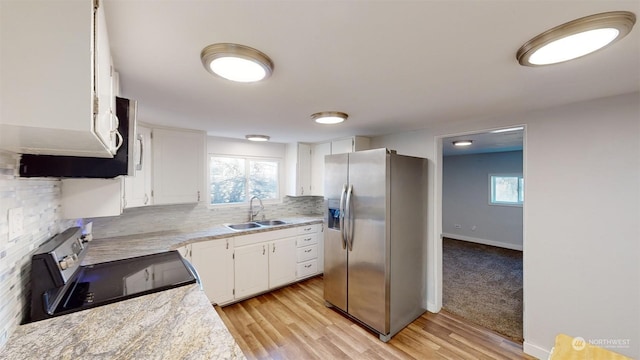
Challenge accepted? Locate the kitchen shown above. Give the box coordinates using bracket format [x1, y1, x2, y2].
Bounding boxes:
[1, 1, 639, 359]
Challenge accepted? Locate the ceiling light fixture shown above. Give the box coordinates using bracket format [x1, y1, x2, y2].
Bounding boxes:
[201, 43, 274, 82]
[517, 11, 636, 66]
[245, 135, 270, 142]
[311, 111, 348, 125]
[491, 127, 525, 134]
[452, 140, 473, 147]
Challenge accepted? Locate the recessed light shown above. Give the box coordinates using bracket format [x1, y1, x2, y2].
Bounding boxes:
[311, 111, 348, 124]
[246, 135, 270, 142]
[201, 43, 274, 82]
[517, 11, 636, 66]
[453, 140, 473, 147]
[490, 127, 524, 134]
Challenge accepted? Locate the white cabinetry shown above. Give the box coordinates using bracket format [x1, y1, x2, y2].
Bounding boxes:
[124, 125, 152, 208]
[234, 242, 270, 298]
[331, 136, 371, 154]
[191, 238, 235, 305]
[152, 128, 205, 205]
[285, 143, 312, 196]
[311, 142, 331, 196]
[0, 0, 119, 157]
[268, 237, 297, 288]
[61, 178, 124, 219]
[295, 224, 323, 278]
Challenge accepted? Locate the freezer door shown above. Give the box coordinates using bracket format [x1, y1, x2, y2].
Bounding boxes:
[347, 148, 389, 334]
[323, 153, 349, 312]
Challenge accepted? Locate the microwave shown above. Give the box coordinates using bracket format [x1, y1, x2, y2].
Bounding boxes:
[18, 97, 138, 178]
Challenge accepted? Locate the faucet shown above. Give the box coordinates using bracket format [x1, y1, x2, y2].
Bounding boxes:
[249, 196, 264, 221]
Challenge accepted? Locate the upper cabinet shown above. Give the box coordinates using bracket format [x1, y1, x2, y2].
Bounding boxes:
[285, 143, 312, 196]
[152, 128, 205, 205]
[330, 136, 371, 155]
[0, 0, 120, 157]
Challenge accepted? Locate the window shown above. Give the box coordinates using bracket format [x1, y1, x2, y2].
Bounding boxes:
[490, 174, 524, 206]
[209, 156, 279, 204]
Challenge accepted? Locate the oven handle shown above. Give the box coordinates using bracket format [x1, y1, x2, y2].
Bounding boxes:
[181, 257, 203, 291]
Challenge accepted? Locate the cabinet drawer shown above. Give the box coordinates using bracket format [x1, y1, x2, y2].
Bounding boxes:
[297, 223, 321, 235]
[296, 260, 317, 279]
[296, 233, 318, 248]
[296, 244, 318, 262]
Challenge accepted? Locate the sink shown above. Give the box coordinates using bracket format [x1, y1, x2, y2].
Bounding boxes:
[255, 220, 287, 226]
[226, 222, 262, 230]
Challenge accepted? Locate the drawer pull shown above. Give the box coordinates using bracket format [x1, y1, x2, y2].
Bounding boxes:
[304, 249, 312, 253]
[303, 237, 312, 241]
[304, 227, 312, 231]
[304, 264, 312, 268]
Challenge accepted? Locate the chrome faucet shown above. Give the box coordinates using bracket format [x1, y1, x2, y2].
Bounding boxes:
[249, 196, 264, 221]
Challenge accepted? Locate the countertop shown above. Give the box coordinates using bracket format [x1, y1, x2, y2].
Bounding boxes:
[0, 216, 322, 359]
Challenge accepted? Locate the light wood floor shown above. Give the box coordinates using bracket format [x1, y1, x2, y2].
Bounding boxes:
[215, 276, 536, 360]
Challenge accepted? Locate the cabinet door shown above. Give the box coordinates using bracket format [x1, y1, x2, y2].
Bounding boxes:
[152, 128, 204, 205]
[124, 126, 152, 208]
[331, 138, 354, 155]
[235, 243, 269, 299]
[93, 1, 118, 154]
[191, 239, 235, 304]
[311, 142, 331, 196]
[269, 238, 297, 288]
[298, 143, 312, 195]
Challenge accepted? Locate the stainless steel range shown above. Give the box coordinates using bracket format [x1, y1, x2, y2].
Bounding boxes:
[27, 227, 200, 323]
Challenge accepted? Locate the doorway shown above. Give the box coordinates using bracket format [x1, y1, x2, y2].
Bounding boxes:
[437, 127, 525, 342]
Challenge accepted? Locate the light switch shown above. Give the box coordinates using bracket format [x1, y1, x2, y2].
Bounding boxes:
[8, 207, 24, 240]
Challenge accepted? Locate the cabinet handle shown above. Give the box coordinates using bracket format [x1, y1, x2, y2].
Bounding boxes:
[304, 264, 312, 268]
[304, 227, 312, 231]
[263, 245, 265, 255]
[273, 244, 276, 253]
[226, 240, 229, 250]
[305, 249, 312, 253]
[144, 193, 149, 205]
[304, 237, 312, 241]
[136, 133, 144, 171]
[197, 191, 201, 201]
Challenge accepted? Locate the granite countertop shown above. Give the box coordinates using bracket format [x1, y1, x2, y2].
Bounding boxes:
[82, 216, 323, 265]
[0, 216, 322, 359]
[0, 285, 243, 359]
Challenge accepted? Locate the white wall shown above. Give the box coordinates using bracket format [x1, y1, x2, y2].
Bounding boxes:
[442, 151, 523, 250]
[371, 92, 640, 359]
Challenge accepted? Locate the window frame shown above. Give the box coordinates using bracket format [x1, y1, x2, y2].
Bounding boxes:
[489, 173, 524, 207]
[208, 154, 283, 207]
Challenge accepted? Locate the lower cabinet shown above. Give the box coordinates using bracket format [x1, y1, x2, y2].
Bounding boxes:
[234, 242, 269, 298]
[182, 238, 235, 305]
[186, 223, 323, 305]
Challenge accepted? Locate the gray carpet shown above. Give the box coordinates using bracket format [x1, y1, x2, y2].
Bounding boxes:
[442, 237, 523, 342]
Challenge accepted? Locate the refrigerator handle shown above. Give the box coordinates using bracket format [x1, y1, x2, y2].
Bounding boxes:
[339, 184, 347, 249]
[345, 184, 354, 251]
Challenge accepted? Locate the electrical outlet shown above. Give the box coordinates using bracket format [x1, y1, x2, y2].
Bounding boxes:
[454, 224, 462, 229]
[8, 207, 24, 240]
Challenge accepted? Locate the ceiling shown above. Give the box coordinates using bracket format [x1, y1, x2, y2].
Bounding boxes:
[103, 1, 640, 145]
[443, 128, 523, 156]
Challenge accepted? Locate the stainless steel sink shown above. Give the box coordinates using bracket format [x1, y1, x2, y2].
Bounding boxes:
[255, 220, 287, 226]
[226, 222, 262, 230]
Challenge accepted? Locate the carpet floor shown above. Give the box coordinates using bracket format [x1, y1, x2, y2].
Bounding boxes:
[442, 237, 524, 342]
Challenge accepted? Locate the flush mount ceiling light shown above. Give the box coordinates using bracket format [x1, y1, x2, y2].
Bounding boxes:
[452, 140, 473, 147]
[245, 135, 270, 142]
[311, 111, 348, 125]
[517, 11, 636, 66]
[201, 43, 274, 82]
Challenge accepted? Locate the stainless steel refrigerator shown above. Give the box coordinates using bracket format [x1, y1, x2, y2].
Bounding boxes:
[324, 148, 428, 342]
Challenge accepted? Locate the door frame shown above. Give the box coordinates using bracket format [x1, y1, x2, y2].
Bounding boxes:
[432, 125, 527, 340]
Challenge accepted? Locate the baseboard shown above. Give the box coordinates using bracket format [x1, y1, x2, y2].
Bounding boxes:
[524, 340, 550, 359]
[441, 233, 523, 251]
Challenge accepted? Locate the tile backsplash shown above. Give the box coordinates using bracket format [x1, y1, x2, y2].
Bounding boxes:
[0, 151, 75, 349]
[88, 196, 325, 239]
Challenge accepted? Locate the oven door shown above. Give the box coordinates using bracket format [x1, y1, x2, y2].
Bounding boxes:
[48, 251, 198, 317]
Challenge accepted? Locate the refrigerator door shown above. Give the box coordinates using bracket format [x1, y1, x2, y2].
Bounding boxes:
[347, 148, 389, 334]
[323, 153, 349, 312]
